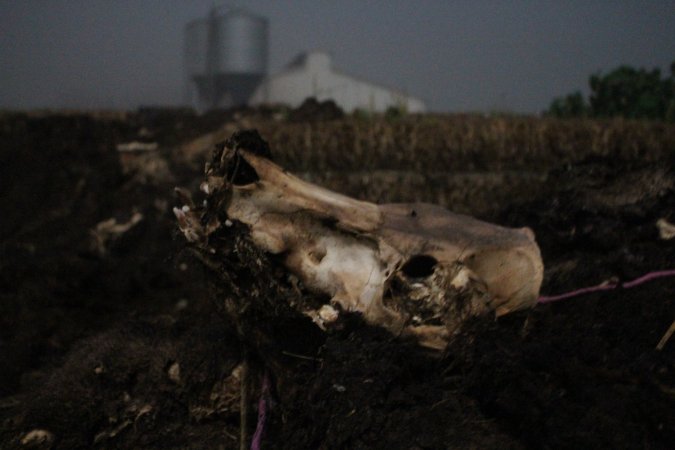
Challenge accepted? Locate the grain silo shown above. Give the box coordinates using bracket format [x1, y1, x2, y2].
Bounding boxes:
[184, 7, 268, 110]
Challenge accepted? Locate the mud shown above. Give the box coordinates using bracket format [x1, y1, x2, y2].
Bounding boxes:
[0, 111, 673, 449]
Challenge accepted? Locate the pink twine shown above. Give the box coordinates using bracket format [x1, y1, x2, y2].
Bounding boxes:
[251, 371, 271, 450]
[538, 269, 675, 304]
[621, 269, 675, 289]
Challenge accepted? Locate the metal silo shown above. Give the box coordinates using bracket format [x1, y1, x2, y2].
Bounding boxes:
[215, 10, 267, 74]
[184, 7, 268, 110]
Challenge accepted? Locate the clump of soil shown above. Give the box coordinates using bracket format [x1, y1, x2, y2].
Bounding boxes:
[288, 97, 345, 122]
[1, 111, 673, 449]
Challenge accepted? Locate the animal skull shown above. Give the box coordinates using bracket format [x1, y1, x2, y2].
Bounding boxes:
[176, 139, 543, 350]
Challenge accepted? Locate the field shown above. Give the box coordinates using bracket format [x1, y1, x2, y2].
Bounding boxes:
[1, 108, 674, 449]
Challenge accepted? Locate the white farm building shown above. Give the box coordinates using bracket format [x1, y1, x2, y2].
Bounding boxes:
[249, 51, 426, 113]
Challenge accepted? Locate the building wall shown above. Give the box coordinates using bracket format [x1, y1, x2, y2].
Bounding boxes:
[249, 52, 426, 113]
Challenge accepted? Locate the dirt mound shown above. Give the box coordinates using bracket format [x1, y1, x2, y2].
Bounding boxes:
[8, 314, 240, 449]
[1, 112, 674, 449]
[287, 97, 345, 122]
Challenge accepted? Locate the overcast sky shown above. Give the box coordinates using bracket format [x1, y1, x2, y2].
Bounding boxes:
[1, 0, 674, 113]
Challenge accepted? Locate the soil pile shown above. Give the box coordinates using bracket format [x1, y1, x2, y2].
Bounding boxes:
[0, 111, 673, 449]
[288, 98, 345, 122]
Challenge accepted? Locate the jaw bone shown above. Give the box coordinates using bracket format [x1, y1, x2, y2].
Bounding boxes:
[176, 137, 544, 350]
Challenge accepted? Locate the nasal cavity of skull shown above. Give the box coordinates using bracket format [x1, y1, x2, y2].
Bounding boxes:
[401, 255, 438, 278]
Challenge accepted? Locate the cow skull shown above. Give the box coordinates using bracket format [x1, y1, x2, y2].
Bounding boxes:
[176, 135, 544, 350]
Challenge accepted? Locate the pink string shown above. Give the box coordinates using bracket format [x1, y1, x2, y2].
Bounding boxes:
[251, 371, 271, 450]
[538, 269, 675, 304]
[620, 269, 675, 288]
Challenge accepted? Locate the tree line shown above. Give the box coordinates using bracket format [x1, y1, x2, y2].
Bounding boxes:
[547, 62, 675, 121]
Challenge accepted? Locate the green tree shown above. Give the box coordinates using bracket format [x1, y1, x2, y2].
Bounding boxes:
[547, 61, 675, 121]
[547, 91, 589, 118]
[589, 66, 670, 119]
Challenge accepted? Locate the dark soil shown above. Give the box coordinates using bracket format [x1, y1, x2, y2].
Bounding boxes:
[287, 98, 345, 122]
[0, 111, 673, 449]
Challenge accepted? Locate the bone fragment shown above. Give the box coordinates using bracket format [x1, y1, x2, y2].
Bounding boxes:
[116, 141, 158, 152]
[656, 218, 675, 240]
[90, 212, 143, 255]
[21, 429, 54, 447]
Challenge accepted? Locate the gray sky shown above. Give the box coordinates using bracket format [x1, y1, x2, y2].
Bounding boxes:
[1, 0, 674, 113]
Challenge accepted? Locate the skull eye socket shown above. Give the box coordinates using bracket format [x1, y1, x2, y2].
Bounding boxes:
[228, 154, 260, 185]
[401, 255, 437, 278]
